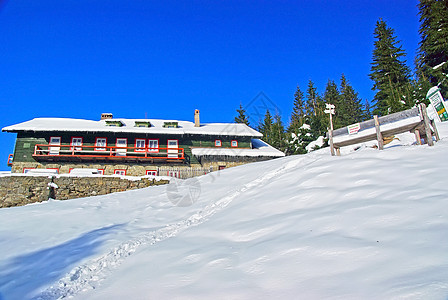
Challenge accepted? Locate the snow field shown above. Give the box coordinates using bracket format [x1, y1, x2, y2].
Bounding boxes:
[0, 121, 447, 299]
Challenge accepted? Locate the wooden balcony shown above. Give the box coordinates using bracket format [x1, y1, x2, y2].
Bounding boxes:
[32, 144, 185, 163]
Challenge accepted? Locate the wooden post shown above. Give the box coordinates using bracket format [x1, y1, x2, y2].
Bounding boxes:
[420, 103, 434, 146]
[430, 118, 440, 141]
[329, 129, 335, 156]
[414, 130, 422, 145]
[374, 115, 384, 150]
[336, 147, 341, 156]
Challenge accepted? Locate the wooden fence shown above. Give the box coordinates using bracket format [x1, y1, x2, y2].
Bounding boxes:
[327, 103, 440, 156]
[157, 166, 214, 179]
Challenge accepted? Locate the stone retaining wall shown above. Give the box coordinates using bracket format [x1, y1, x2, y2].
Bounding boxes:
[0, 175, 169, 208]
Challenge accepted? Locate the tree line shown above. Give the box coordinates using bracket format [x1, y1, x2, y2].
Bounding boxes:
[235, 0, 448, 155]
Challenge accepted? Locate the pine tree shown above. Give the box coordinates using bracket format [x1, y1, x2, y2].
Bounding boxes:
[288, 85, 305, 132]
[305, 80, 318, 117]
[323, 80, 340, 127]
[258, 110, 273, 145]
[339, 74, 364, 126]
[416, 0, 448, 98]
[369, 19, 413, 115]
[234, 104, 250, 126]
[271, 113, 287, 152]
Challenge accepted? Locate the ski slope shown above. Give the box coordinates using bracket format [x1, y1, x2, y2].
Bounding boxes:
[1, 122, 448, 299]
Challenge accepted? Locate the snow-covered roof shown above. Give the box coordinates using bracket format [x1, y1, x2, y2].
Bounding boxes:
[2, 118, 262, 137]
[191, 139, 285, 157]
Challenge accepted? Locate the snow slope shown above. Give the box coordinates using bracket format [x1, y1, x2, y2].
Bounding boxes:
[1, 123, 448, 299]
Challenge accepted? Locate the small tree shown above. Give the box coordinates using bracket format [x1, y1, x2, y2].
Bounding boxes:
[288, 85, 305, 132]
[258, 110, 273, 145]
[234, 104, 250, 126]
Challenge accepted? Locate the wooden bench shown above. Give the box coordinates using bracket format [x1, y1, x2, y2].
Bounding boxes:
[327, 103, 440, 156]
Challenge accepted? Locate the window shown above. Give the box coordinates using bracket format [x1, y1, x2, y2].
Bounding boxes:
[148, 139, 159, 152]
[71, 137, 83, 151]
[163, 121, 178, 128]
[134, 121, 152, 127]
[168, 170, 180, 178]
[114, 169, 126, 175]
[105, 120, 124, 127]
[95, 138, 107, 151]
[146, 170, 158, 176]
[135, 139, 146, 152]
[231, 140, 238, 147]
[167, 140, 179, 158]
[116, 138, 127, 156]
[97, 169, 105, 175]
[23, 168, 35, 173]
[215, 140, 222, 147]
[49, 137, 61, 155]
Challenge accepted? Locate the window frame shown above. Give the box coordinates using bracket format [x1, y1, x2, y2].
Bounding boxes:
[114, 169, 126, 176]
[95, 137, 107, 151]
[231, 140, 238, 147]
[148, 139, 159, 153]
[135, 138, 146, 152]
[70, 137, 83, 151]
[215, 139, 222, 147]
[146, 170, 158, 176]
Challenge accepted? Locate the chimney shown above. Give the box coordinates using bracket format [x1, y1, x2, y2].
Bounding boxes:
[194, 109, 200, 127]
[101, 113, 113, 120]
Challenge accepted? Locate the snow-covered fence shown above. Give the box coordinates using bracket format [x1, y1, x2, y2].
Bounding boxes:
[327, 103, 440, 156]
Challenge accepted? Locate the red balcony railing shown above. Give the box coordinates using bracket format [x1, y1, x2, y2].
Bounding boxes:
[7, 154, 13, 167]
[32, 144, 185, 162]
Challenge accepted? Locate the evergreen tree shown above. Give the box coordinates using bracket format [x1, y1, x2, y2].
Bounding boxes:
[288, 85, 305, 132]
[305, 80, 318, 117]
[234, 104, 250, 126]
[323, 79, 341, 128]
[339, 74, 364, 126]
[416, 0, 448, 98]
[363, 99, 373, 120]
[369, 19, 413, 115]
[271, 113, 287, 152]
[258, 110, 273, 145]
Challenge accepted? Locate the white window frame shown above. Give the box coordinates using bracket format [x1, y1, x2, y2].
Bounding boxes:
[135, 139, 146, 152]
[49, 136, 61, 155]
[95, 138, 107, 151]
[148, 139, 159, 153]
[71, 137, 83, 151]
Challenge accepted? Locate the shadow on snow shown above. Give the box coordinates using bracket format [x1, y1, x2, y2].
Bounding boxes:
[0, 223, 125, 300]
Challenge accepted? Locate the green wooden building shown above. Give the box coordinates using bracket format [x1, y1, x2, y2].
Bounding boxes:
[3, 111, 285, 177]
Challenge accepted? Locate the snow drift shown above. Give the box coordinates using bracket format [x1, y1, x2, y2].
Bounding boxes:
[0, 122, 448, 300]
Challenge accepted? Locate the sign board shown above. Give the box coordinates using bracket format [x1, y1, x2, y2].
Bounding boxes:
[347, 123, 361, 135]
[426, 86, 448, 122]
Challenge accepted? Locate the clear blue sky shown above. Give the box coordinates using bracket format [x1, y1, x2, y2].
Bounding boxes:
[0, 0, 420, 170]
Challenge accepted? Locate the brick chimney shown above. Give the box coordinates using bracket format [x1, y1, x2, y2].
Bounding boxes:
[194, 109, 200, 127]
[101, 113, 113, 120]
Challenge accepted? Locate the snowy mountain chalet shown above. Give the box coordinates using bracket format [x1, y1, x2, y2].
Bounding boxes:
[3, 111, 284, 177]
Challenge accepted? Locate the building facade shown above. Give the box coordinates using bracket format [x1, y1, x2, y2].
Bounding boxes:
[3, 111, 285, 177]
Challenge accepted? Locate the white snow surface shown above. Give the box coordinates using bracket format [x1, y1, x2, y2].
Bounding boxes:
[1, 122, 448, 299]
[192, 139, 285, 157]
[2, 118, 262, 137]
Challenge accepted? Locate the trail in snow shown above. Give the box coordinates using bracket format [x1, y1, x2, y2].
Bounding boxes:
[34, 154, 317, 299]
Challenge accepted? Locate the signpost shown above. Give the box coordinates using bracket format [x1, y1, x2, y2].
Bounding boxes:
[325, 104, 336, 156]
[426, 86, 448, 122]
